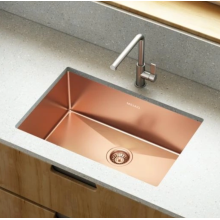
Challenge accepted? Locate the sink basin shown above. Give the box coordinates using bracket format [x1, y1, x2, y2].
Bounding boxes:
[17, 67, 202, 186]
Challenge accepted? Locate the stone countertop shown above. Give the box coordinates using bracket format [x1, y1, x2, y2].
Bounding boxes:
[1, 10, 220, 218]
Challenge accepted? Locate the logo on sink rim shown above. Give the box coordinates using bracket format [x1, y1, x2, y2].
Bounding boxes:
[126, 102, 140, 109]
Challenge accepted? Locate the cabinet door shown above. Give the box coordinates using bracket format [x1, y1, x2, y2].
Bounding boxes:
[0, 143, 171, 218]
[0, 187, 55, 218]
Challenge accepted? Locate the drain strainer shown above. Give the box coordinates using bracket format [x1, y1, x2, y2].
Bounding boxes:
[107, 147, 133, 166]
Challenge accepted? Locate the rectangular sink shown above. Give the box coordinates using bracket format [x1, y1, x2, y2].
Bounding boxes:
[17, 67, 202, 186]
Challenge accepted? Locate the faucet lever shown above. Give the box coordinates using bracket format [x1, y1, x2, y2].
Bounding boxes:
[150, 63, 156, 75]
[141, 63, 157, 82]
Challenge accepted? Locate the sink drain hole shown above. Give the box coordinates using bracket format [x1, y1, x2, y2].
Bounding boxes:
[107, 148, 132, 166]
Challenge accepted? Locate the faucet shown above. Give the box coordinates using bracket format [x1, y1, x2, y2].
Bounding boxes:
[110, 34, 157, 88]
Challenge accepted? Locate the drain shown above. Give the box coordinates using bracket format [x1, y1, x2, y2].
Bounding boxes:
[107, 148, 133, 166]
[110, 151, 129, 164]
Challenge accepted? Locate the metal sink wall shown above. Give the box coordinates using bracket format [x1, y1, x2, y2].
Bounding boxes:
[17, 67, 202, 186]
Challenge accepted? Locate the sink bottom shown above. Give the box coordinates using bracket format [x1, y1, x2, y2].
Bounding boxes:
[46, 110, 178, 186]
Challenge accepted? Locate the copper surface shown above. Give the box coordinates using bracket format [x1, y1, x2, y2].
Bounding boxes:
[18, 70, 202, 186]
[46, 111, 178, 186]
[18, 74, 68, 139]
[69, 72, 201, 154]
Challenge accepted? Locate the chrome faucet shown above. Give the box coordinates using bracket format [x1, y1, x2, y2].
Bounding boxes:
[110, 34, 157, 88]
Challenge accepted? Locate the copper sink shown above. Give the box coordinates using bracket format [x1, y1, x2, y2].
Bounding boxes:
[17, 67, 202, 186]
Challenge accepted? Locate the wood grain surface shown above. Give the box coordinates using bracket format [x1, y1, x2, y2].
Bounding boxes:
[0, 187, 55, 218]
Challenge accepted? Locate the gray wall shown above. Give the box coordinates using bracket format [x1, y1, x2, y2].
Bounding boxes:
[0, 1, 220, 91]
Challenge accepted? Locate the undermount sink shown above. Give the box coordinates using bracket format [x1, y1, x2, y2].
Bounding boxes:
[17, 67, 202, 186]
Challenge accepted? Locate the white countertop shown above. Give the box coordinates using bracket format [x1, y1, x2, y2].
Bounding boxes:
[1, 10, 220, 218]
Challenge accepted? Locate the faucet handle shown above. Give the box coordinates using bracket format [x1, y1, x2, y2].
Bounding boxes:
[150, 63, 156, 75]
[141, 63, 157, 82]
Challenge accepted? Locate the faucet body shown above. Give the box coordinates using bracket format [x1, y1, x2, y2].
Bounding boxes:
[110, 34, 156, 88]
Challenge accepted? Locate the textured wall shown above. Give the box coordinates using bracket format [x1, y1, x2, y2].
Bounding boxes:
[0, 1, 220, 90]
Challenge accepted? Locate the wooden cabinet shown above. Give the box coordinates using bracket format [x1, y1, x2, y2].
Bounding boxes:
[0, 143, 171, 218]
[0, 187, 55, 218]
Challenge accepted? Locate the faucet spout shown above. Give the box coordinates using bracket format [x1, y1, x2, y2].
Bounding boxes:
[110, 34, 145, 71]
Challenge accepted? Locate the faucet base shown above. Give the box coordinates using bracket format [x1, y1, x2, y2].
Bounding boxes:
[134, 81, 146, 88]
[136, 63, 146, 88]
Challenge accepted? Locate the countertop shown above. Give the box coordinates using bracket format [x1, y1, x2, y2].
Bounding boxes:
[1, 10, 220, 218]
